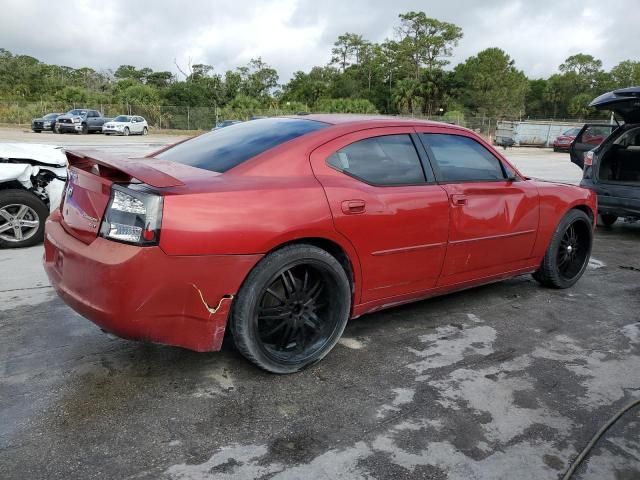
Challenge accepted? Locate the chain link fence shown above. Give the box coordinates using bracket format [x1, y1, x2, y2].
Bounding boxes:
[0, 101, 311, 131]
[0, 101, 612, 142]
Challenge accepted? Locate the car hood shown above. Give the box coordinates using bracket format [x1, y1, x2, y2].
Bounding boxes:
[590, 87, 640, 123]
[0, 143, 68, 167]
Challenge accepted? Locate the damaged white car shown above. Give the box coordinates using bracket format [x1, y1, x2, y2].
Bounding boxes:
[0, 144, 67, 248]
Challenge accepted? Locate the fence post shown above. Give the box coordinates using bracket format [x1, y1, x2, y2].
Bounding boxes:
[545, 119, 553, 148]
[159, 106, 162, 130]
[187, 107, 190, 130]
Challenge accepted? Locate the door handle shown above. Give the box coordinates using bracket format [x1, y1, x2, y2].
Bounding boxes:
[451, 194, 467, 206]
[341, 199, 366, 214]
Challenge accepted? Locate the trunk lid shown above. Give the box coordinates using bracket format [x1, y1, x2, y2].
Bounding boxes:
[590, 87, 640, 123]
[61, 150, 213, 244]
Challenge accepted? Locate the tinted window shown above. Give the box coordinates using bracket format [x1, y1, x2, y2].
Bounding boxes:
[327, 135, 425, 185]
[157, 118, 328, 173]
[114, 115, 131, 122]
[420, 134, 505, 182]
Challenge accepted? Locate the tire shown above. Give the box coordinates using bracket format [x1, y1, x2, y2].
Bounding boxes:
[0, 189, 49, 248]
[532, 209, 593, 289]
[80, 123, 88, 134]
[553, 147, 558, 152]
[142, 127, 148, 135]
[229, 244, 351, 374]
[33, 130, 41, 133]
[123, 127, 130, 136]
[599, 214, 617, 227]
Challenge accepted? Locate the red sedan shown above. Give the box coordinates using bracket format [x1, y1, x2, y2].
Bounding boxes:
[44, 116, 596, 373]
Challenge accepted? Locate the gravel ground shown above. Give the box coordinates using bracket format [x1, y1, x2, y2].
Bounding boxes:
[0, 127, 638, 479]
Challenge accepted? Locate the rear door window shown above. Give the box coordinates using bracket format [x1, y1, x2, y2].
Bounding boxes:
[420, 134, 506, 182]
[326, 134, 426, 185]
[156, 118, 328, 173]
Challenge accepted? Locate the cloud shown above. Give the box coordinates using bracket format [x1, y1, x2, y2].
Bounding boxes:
[0, 0, 638, 82]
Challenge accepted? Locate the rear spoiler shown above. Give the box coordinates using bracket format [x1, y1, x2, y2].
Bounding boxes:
[65, 150, 184, 188]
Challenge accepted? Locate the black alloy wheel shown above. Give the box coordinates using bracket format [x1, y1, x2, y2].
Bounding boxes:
[533, 209, 593, 288]
[230, 244, 351, 373]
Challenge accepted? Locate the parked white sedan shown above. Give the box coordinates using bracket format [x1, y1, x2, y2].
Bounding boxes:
[102, 115, 149, 136]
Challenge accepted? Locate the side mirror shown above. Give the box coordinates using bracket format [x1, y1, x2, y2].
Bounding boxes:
[507, 173, 518, 182]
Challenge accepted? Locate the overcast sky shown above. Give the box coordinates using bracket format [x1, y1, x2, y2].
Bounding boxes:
[1, 0, 639, 82]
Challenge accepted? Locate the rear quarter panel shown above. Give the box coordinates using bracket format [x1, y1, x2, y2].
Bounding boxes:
[530, 181, 597, 259]
[159, 174, 342, 256]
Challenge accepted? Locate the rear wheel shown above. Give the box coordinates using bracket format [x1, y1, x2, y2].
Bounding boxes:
[599, 214, 617, 227]
[0, 190, 48, 248]
[230, 244, 351, 373]
[533, 209, 593, 289]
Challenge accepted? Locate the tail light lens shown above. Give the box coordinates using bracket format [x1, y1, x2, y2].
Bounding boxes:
[584, 151, 595, 166]
[100, 184, 163, 245]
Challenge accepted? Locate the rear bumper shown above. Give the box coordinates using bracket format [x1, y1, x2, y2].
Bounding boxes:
[43, 210, 262, 351]
[598, 195, 640, 218]
[580, 180, 640, 218]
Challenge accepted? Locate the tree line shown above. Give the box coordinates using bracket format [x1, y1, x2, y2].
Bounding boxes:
[1, 11, 640, 121]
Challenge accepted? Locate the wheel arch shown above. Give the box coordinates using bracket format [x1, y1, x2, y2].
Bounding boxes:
[571, 203, 595, 225]
[265, 236, 360, 307]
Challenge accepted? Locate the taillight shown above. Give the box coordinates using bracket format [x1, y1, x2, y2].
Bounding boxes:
[100, 184, 163, 246]
[584, 151, 595, 166]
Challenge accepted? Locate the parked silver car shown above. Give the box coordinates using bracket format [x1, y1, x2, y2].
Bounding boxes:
[102, 115, 149, 136]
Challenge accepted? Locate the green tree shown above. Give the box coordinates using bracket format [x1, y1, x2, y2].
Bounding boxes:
[394, 11, 463, 78]
[453, 48, 529, 118]
[56, 86, 89, 104]
[392, 78, 422, 113]
[610, 60, 640, 88]
[331, 33, 368, 72]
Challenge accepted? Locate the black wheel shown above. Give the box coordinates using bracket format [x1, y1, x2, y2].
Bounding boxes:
[142, 127, 148, 135]
[230, 244, 351, 373]
[33, 130, 41, 133]
[123, 127, 130, 136]
[533, 209, 593, 289]
[0, 189, 48, 248]
[80, 123, 88, 134]
[599, 214, 617, 227]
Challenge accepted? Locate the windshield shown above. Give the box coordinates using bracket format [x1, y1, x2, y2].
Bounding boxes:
[114, 116, 131, 122]
[157, 117, 328, 173]
[563, 128, 580, 136]
[68, 109, 87, 116]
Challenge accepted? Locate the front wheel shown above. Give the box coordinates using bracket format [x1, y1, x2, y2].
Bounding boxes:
[533, 209, 593, 289]
[230, 244, 351, 373]
[142, 127, 148, 135]
[599, 214, 617, 227]
[0, 189, 49, 248]
[123, 127, 130, 136]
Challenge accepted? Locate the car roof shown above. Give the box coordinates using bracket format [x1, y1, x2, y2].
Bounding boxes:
[287, 113, 466, 130]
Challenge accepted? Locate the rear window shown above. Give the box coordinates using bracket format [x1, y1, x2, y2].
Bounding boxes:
[156, 118, 328, 172]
